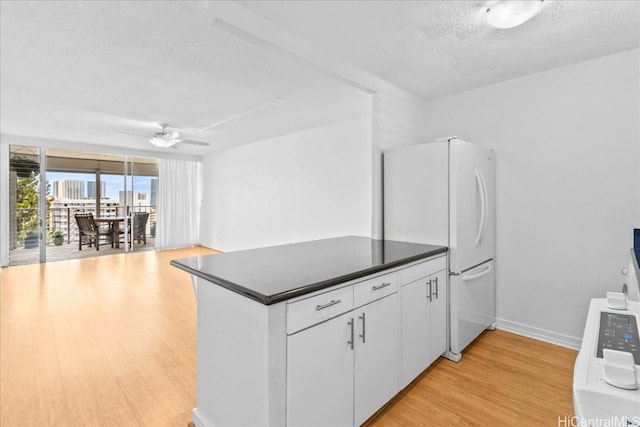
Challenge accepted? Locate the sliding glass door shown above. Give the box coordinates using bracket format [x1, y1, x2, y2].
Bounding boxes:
[6, 147, 158, 265]
[8, 145, 46, 265]
[122, 156, 157, 252]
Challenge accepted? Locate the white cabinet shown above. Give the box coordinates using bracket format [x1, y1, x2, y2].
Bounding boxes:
[287, 311, 355, 427]
[286, 275, 399, 427]
[400, 277, 430, 388]
[428, 269, 447, 363]
[354, 294, 399, 426]
[185, 242, 449, 427]
[400, 257, 447, 388]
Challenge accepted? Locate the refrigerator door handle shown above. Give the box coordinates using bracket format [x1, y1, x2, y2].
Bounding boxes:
[479, 168, 489, 241]
[474, 168, 487, 247]
[462, 264, 492, 282]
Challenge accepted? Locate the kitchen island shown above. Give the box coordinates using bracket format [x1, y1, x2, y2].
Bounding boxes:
[171, 236, 448, 427]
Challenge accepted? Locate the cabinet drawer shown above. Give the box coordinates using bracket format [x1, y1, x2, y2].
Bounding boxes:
[399, 256, 447, 286]
[287, 286, 354, 334]
[353, 272, 398, 308]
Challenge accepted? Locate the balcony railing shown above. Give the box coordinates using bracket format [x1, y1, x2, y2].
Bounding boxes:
[11, 205, 156, 247]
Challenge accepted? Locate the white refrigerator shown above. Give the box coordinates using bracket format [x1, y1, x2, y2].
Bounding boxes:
[384, 137, 495, 362]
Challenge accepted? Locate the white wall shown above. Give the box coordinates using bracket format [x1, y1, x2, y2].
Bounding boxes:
[200, 116, 372, 252]
[422, 49, 640, 347]
[371, 91, 429, 238]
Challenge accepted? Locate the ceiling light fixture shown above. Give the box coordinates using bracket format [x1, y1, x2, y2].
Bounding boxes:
[483, 0, 545, 29]
[149, 136, 178, 148]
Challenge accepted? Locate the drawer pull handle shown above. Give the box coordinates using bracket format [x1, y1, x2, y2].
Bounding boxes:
[372, 282, 392, 291]
[316, 299, 341, 311]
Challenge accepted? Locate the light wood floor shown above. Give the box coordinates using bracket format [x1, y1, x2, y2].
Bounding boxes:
[1, 247, 577, 426]
[1, 246, 217, 427]
[367, 331, 577, 426]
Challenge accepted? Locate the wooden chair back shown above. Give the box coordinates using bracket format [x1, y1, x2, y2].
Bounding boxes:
[75, 212, 97, 234]
[133, 212, 149, 244]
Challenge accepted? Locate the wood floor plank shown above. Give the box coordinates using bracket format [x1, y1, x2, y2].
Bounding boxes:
[31, 317, 70, 426]
[50, 313, 106, 427]
[114, 368, 168, 426]
[2, 247, 578, 427]
[1, 302, 38, 426]
[83, 354, 139, 426]
[0, 311, 11, 393]
[367, 330, 577, 427]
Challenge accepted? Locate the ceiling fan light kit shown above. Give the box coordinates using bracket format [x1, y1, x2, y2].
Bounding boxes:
[483, 0, 545, 29]
[149, 136, 178, 148]
[147, 123, 183, 148]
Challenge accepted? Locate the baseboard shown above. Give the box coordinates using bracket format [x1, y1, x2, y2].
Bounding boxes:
[197, 243, 223, 253]
[191, 409, 202, 427]
[496, 317, 582, 351]
[191, 408, 214, 427]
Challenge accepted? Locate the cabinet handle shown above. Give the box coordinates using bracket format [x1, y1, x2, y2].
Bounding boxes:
[315, 299, 341, 311]
[359, 312, 366, 343]
[433, 276, 439, 299]
[372, 282, 392, 291]
[427, 279, 433, 302]
[347, 318, 354, 350]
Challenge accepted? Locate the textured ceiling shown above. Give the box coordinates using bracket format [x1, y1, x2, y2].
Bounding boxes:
[1, 1, 638, 155]
[0, 1, 371, 155]
[242, 0, 640, 99]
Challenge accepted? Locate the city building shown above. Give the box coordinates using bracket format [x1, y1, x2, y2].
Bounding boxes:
[52, 180, 85, 199]
[87, 181, 107, 199]
[119, 190, 148, 212]
[150, 178, 157, 206]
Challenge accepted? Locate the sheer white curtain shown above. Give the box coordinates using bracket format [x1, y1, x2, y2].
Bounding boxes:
[156, 159, 200, 249]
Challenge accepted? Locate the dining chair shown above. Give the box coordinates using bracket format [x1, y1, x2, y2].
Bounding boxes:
[133, 212, 149, 245]
[74, 212, 112, 250]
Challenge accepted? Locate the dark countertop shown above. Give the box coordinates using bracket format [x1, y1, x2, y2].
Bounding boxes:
[170, 236, 447, 305]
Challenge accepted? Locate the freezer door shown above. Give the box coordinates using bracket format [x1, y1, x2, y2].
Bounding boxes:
[449, 260, 495, 356]
[449, 139, 495, 273]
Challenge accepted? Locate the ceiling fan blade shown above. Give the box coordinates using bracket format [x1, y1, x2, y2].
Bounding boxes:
[116, 131, 148, 138]
[196, 97, 284, 132]
[181, 140, 211, 146]
[116, 126, 209, 147]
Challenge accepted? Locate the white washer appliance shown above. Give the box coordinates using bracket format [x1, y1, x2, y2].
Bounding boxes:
[573, 251, 640, 427]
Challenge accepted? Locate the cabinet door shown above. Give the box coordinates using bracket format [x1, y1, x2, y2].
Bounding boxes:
[400, 278, 429, 389]
[354, 294, 399, 426]
[428, 270, 447, 365]
[287, 312, 354, 427]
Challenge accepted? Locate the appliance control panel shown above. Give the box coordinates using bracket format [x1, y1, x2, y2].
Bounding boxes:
[573, 299, 639, 425]
[597, 311, 640, 365]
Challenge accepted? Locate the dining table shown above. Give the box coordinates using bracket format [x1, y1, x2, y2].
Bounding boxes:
[95, 216, 126, 248]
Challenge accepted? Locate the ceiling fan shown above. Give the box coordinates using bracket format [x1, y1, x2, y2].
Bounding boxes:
[116, 97, 285, 148]
[118, 123, 211, 148]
